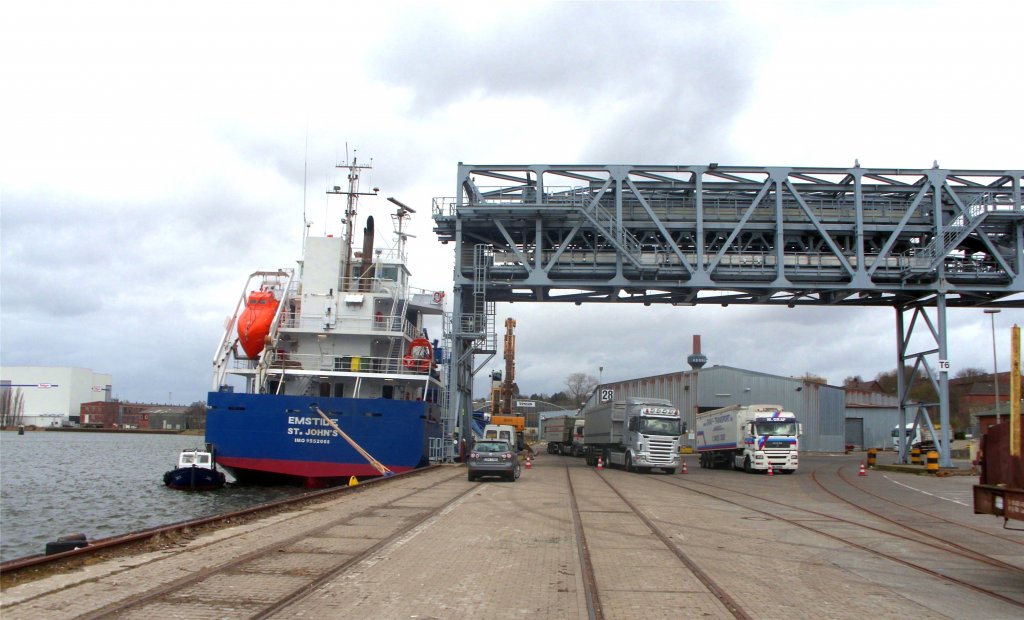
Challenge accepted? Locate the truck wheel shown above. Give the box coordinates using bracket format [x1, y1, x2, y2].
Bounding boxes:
[625, 453, 633, 472]
[743, 456, 752, 473]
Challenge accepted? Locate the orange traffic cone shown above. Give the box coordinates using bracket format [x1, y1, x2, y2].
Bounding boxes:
[766, 462, 774, 476]
[859, 461, 867, 477]
[525, 456, 532, 469]
[681, 460, 688, 474]
[597, 456, 604, 470]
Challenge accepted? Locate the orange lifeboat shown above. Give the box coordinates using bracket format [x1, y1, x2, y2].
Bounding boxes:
[402, 337, 433, 373]
[237, 291, 279, 358]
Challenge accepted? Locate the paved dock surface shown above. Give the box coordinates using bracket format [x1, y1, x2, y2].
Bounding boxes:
[2, 451, 1022, 619]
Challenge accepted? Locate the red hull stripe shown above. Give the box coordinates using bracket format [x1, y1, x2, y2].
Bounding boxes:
[219, 456, 412, 478]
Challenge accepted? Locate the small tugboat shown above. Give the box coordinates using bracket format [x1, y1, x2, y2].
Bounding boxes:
[163, 449, 227, 490]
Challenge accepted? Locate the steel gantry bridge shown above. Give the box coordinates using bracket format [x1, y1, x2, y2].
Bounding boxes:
[433, 163, 1024, 466]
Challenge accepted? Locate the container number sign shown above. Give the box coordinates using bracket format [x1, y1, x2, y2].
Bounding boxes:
[600, 388, 614, 403]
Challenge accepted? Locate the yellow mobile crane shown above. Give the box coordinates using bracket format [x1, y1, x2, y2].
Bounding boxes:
[490, 318, 532, 453]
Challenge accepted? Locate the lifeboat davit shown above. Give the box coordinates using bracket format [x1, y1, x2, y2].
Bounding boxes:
[237, 291, 279, 358]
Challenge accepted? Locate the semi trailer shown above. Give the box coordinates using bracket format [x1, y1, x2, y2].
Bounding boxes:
[696, 404, 800, 473]
[544, 416, 583, 455]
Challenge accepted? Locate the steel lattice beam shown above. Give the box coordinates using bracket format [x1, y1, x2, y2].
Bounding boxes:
[434, 163, 1024, 460]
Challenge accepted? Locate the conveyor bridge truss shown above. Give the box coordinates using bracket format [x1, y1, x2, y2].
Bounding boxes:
[433, 164, 1024, 467]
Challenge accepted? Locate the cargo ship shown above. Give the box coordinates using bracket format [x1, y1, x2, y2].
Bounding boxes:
[205, 158, 449, 486]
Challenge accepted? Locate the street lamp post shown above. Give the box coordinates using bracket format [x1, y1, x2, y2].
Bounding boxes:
[984, 309, 1001, 423]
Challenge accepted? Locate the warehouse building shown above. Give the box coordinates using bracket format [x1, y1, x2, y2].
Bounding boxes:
[594, 364, 846, 453]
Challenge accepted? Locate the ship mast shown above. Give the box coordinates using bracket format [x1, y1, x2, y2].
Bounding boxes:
[327, 155, 377, 291]
[386, 197, 415, 263]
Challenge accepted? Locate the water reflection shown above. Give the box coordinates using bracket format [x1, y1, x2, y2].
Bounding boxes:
[0, 431, 306, 562]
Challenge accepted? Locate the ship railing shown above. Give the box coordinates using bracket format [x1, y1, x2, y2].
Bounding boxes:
[262, 351, 438, 376]
[278, 311, 416, 337]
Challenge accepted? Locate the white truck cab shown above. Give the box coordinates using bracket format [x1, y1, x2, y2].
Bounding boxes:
[483, 424, 518, 452]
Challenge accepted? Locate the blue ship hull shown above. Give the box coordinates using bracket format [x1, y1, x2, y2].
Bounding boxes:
[205, 392, 444, 486]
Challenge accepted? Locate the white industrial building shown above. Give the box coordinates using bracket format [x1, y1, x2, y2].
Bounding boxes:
[0, 366, 112, 427]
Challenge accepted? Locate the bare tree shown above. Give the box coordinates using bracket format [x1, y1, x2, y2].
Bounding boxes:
[184, 401, 207, 430]
[565, 372, 598, 408]
[0, 387, 25, 427]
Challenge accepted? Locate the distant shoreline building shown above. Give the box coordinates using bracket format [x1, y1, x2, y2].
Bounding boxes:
[0, 366, 112, 427]
[80, 401, 195, 430]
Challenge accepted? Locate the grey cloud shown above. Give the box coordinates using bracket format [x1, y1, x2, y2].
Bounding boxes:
[371, 3, 756, 163]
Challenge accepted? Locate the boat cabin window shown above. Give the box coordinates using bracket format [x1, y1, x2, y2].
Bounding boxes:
[197, 454, 210, 464]
[378, 266, 399, 282]
[180, 453, 195, 465]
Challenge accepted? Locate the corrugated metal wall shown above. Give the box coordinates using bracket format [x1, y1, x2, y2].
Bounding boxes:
[598, 365, 846, 452]
[844, 390, 901, 450]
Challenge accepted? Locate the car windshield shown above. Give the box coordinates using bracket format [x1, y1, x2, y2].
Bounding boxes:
[474, 442, 510, 453]
[640, 417, 681, 436]
[753, 421, 798, 436]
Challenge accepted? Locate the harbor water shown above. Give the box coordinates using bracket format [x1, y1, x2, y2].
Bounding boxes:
[0, 431, 306, 563]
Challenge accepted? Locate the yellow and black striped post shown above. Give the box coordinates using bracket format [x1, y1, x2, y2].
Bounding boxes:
[866, 448, 877, 469]
[926, 450, 939, 473]
[910, 447, 921, 465]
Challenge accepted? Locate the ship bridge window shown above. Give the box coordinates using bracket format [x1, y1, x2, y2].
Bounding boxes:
[378, 266, 399, 282]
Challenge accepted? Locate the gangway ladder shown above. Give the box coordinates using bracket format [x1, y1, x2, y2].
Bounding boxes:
[312, 406, 395, 477]
[903, 192, 995, 277]
[439, 308, 456, 462]
[579, 178, 646, 270]
[471, 244, 497, 354]
[383, 290, 410, 373]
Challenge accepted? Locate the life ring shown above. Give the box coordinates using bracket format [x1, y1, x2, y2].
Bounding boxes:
[431, 291, 445, 304]
[402, 337, 433, 372]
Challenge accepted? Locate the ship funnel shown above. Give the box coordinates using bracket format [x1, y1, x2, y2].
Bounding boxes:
[359, 216, 375, 288]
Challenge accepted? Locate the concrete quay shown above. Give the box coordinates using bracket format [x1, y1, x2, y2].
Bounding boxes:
[2, 452, 1022, 619]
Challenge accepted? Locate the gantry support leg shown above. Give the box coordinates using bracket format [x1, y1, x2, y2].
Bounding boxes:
[894, 298, 952, 467]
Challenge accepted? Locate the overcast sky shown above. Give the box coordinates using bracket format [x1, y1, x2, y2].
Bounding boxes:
[2, 1, 1021, 405]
